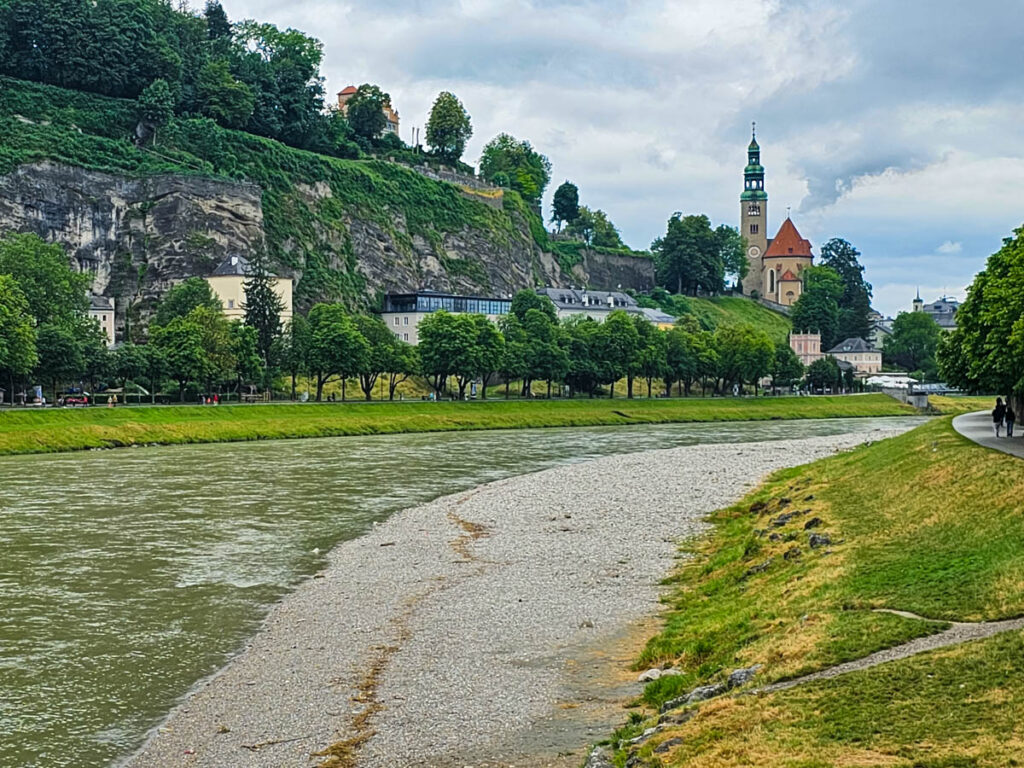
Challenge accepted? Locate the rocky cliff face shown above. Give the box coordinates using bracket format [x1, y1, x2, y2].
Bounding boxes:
[0, 161, 652, 332]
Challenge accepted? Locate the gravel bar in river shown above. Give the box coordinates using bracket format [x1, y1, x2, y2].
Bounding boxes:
[124, 427, 911, 768]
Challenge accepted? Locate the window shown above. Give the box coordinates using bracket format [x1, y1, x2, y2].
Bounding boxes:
[403, 316, 409, 325]
[403, 333, 409, 341]
[393, 316, 400, 326]
[750, 224, 759, 235]
[769, 269, 776, 294]
[227, 299, 235, 309]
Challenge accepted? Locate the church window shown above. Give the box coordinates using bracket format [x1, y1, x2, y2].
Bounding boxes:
[750, 224, 759, 235]
[769, 269, 776, 294]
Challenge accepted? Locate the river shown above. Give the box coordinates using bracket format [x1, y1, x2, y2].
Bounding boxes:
[0, 416, 924, 767]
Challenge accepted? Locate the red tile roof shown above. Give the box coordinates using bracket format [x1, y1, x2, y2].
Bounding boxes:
[338, 86, 357, 95]
[765, 218, 813, 258]
[780, 269, 800, 281]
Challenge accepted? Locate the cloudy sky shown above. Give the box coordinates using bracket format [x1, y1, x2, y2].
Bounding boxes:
[223, 0, 1023, 316]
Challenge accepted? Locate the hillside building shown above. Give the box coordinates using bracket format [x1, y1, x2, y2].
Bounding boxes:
[536, 288, 642, 322]
[88, 295, 115, 347]
[789, 331, 824, 366]
[204, 255, 293, 324]
[913, 290, 959, 329]
[826, 337, 882, 375]
[739, 127, 814, 306]
[382, 289, 511, 344]
[337, 86, 400, 137]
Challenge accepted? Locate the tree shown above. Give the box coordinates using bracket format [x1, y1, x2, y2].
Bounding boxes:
[716, 224, 748, 285]
[138, 78, 175, 144]
[112, 341, 147, 390]
[471, 314, 504, 399]
[345, 83, 391, 140]
[819, 238, 873, 341]
[154, 278, 223, 327]
[0, 233, 89, 325]
[35, 321, 84, 401]
[522, 308, 567, 398]
[806, 356, 842, 393]
[229, 321, 261, 392]
[353, 314, 397, 401]
[563, 316, 601, 397]
[282, 314, 311, 400]
[425, 91, 472, 163]
[595, 310, 640, 398]
[242, 251, 284, 377]
[651, 213, 725, 295]
[197, 58, 255, 129]
[510, 289, 556, 324]
[0, 275, 38, 389]
[151, 305, 234, 399]
[590, 209, 624, 249]
[790, 266, 843, 349]
[633, 317, 667, 398]
[770, 341, 804, 392]
[714, 324, 774, 395]
[384, 340, 418, 401]
[306, 303, 369, 401]
[884, 311, 941, 378]
[418, 311, 478, 398]
[551, 181, 579, 231]
[498, 314, 529, 399]
[204, 1, 232, 40]
[478, 133, 552, 205]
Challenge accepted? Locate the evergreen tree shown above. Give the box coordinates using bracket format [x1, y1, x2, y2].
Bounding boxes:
[819, 238, 873, 341]
[425, 91, 472, 163]
[790, 266, 843, 349]
[242, 251, 284, 377]
[204, 0, 231, 40]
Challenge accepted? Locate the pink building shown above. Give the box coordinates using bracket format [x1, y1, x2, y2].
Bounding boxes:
[790, 332, 824, 366]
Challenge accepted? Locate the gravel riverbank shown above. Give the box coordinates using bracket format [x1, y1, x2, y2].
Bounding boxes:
[124, 426, 914, 768]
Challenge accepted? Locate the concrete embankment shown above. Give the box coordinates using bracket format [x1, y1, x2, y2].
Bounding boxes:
[125, 426, 915, 768]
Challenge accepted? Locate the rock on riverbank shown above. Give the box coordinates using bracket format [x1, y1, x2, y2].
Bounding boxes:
[125, 427, 914, 768]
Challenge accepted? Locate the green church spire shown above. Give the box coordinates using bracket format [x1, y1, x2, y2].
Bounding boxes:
[741, 122, 767, 202]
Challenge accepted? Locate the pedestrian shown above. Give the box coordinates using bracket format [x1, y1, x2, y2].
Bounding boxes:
[1006, 401, 1016, 438]
[993, 397, 1006, 437]
[213, 393, 219, 406]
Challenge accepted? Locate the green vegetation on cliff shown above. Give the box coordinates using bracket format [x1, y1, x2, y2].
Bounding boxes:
[613, 417, 1024, 766]
[0, 394, 912, 456]
[0, 76, 541, 307]
[639, 291, 793, 343]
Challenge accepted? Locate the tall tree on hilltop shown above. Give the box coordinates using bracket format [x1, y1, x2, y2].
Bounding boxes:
[197, 59, 255, 129]
[242, 251, 284, 378]
[345, 83, 392, 140]
[204, 0, 232, 40]
[551, 181, 580, 232]
[651, 213, 725, 295]
[138, 79, 175, 145]
[478, 133, 551, 206]
[819, 238, 873, 341]
[425, 91, 472, 164]
[716, 224, 748, 286]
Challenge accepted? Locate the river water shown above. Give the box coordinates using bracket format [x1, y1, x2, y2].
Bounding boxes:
[0, 416, 924, 767]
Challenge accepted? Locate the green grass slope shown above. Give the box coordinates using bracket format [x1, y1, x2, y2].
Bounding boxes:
[639, 292, 793, 343]
[613, 417, 1024, 766]
[0, 394, 912, 456]
[0, 76, 542, 306]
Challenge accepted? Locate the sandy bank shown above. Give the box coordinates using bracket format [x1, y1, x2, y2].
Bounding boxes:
[125, 426, 914, 768]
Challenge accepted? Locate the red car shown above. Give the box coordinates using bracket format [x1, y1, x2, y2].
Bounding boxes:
[61, 394, 90, 407]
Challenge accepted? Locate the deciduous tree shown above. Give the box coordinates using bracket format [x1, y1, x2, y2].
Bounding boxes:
[551, 181, 579, 231]
[478, 133, 551, 206]
[425, 91, 472, 163]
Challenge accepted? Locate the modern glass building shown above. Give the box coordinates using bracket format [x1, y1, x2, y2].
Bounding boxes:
[381, 289, 512, 344]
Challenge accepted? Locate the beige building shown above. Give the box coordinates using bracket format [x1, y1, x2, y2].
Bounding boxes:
[789, 332, 824, 366]
[536, 287, 642, 322]
[337, 86, 400, 136]
[88, 295, 115, 347]
[827, 337, 882, 375]
[205, 255, 293, 323]
[382, 289, 511, 345]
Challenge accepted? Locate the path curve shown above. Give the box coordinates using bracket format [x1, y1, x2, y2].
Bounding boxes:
[759, 610, 1024, 695]
[123, 427, 912, 768]
[952, 410, 1024, 459]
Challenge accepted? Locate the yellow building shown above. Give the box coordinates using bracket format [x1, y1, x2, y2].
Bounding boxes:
[88, 295, 116, 347]
[205, 255, 293, 323]
[826, 337, 882, 375]
[337, 86, 400, 136]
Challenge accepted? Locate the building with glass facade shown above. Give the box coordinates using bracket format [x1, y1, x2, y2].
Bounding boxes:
[381, 289, 512, 344]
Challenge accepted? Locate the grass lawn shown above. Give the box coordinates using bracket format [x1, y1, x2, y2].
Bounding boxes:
[931, 394, 999, 415]
[0, 394, 914, 456]
[685, 297, 793, 344]
[614, 417, 1024, 766]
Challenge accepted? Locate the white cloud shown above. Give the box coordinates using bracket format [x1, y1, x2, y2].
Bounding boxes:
[937, 241, 963, 255]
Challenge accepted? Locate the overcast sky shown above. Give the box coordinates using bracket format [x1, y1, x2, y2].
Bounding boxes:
[223, 0, 1023, 317]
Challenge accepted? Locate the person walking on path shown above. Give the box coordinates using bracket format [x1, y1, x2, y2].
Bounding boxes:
[993, 397, 1006, 437]
[1006, 402, 1016, 438]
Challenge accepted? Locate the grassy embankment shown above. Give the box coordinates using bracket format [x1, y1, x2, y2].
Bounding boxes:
[0, 394, 914, 457]
[612, 417, 1024, 767]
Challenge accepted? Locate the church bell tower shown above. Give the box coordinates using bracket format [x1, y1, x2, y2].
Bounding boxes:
[740, 123, 768, 296]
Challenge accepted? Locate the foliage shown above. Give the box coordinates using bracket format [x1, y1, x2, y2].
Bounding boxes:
[0, 233, 89, 324]
[353, 314, 398, 401]
[819, 237, 872, 341]
[153, 277, 222, 328]
[306, 302, 369, 401]
[344, 83, 391, 141]
[651, 213, 738, 295]
[417, 310, 480, 398]
[790, 265, 843, 349]
[425, 91, 472, 164]
[713, 323, 774, 392]
[0, 273, 37, 377]
[769, 340, 804, 391]
[884, 311, 941, 378]
[938, 226, 1024, 403]
[510, 288, 556, 324]
[138, 79, 174, 131]
[594, 310, 639, 397]
[150, 305, 234, 397]
[242, 251, 284, 371]
[478, 133, 551, 205]
[196, 58, 254, 129]
[565, 206, 624, 249]
[806, 355, 842, 391]
[550, 180, 579, 230]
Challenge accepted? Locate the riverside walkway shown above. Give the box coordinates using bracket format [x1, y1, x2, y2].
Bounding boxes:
[952, 410, 1024, 459]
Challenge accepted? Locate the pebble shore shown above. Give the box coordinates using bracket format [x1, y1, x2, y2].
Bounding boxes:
[124, 426, 913, 768]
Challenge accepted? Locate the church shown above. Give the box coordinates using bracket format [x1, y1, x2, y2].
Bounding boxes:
[739, 127, 813, 306]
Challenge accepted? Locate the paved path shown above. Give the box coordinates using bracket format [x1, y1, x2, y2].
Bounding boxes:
[952, 410, 1024, 459]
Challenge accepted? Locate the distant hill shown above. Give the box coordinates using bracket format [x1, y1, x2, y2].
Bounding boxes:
[640, 293, 793, 343]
